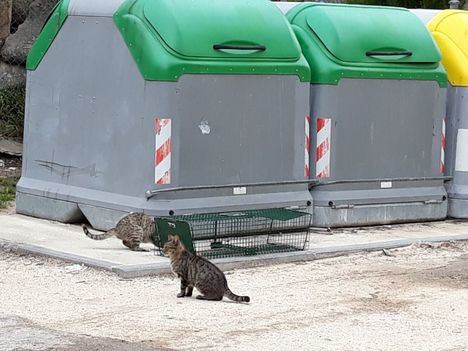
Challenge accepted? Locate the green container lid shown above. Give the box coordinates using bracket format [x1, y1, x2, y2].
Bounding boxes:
[143, 0, 299, 60]
[114, 0, 310, 81]
[287, 3, 446, 86]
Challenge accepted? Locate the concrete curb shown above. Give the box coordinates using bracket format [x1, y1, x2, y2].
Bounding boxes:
[1, 234, 468, 278]
[0, 240, 116, 271]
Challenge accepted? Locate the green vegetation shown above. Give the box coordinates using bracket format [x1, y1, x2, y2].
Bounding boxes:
[0, 86, 25, 139]
[0, 177, 18, 208]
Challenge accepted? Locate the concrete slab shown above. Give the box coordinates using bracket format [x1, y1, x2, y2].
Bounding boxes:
[0, 212, 467, 278]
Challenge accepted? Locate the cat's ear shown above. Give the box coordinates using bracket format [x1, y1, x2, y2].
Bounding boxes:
[168, 234, 174, 241]
[173, 235, 180, 243]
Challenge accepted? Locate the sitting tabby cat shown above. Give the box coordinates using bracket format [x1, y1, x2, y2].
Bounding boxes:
[163, 235, 250, 303]
[82, 212, 154, 252]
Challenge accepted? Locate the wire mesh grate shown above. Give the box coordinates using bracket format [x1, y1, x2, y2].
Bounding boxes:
[154, 208, 311, 259]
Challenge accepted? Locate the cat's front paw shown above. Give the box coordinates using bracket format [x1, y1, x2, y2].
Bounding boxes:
[177, 292, 185, 298]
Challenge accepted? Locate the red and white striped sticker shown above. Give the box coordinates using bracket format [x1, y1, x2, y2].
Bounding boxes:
[305, 116, 311, 178]
[154, 118, 172, 185]
[316, 117, 331, 178]
[440, 117, 446, 173]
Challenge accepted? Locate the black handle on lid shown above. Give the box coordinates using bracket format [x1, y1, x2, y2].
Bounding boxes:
[213, 44, 266, 51]
[366, 50, 412, 57]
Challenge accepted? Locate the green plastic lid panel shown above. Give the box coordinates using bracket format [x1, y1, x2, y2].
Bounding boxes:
[287, 3, 446, 86]
[143, 0, 299, 60]
[303, 5, 440, 64]
[114, 0, 310, 81]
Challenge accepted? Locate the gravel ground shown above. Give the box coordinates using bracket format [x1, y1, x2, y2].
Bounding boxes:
[0, 315, 171, 351]
[0, 155, 21, 178]
[1, 242, 467, 351]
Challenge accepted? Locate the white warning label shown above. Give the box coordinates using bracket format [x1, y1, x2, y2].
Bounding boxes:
[455, 129, 468, 172]
[233, 187, 247, 195]
[380, 181, 392, 189]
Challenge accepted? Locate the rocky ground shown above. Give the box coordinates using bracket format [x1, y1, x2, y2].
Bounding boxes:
[1, 241, 467, 351]
[0, 154, 20, 178]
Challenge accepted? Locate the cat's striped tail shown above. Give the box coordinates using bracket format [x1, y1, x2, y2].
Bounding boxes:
[224, 289, 250, 303]
[82, 224, 115, 240]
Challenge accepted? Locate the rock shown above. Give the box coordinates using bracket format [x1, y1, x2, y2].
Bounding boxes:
[0, 61, 25, 89]
[12, 0, 34, 27]
[0, 0, 12, 43]
[1, 0, 58, 65]
[0, 159, 4, 167]
[0, 137, 23, 156]
[28, 0, 58, 18]
[382, 249, 395, 257]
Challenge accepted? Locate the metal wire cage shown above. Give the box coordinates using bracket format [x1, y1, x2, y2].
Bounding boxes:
[153, 208, 312, 259]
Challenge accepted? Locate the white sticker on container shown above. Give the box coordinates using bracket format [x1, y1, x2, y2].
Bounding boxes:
[455, 129, 468, 172]
[233, 187, 247, 195]
[198, 120, 211, 135]
[380, 181, 392, 189]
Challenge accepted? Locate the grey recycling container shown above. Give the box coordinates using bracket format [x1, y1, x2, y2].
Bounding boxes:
[287, 3, 448, 227]
[16, 0, 312, 230]
[428, 11, 468, 218]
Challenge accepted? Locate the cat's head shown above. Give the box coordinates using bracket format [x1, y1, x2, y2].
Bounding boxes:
[162, 234, 184, 257]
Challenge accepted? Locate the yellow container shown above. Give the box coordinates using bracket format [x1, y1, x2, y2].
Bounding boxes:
[428, 10, 468, 87]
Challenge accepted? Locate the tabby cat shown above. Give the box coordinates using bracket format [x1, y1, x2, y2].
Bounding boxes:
[163, 235, 250, 303]
[82, 212, 154, 252]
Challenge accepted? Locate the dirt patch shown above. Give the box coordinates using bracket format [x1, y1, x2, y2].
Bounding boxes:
[348, 295, 415, 314]
[407, 254, 468, 289]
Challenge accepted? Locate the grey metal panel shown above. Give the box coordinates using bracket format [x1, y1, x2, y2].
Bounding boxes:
[17, 178, 313, 211]
[15, 192, 84, 223]
[409, 9, 442, 25]
[20, 16, 150, 198]
[310, 80, 445, 181]
[448, 198, 468, 218]
[173, 75, 307, 186]
[313, 201, 447, 228]
[312, 183, 446, 207]
[308, 79, 447, 226]
[68, 0, 125, 17]
[17, 15, 312, 229]
[445, 85, 468, 218]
